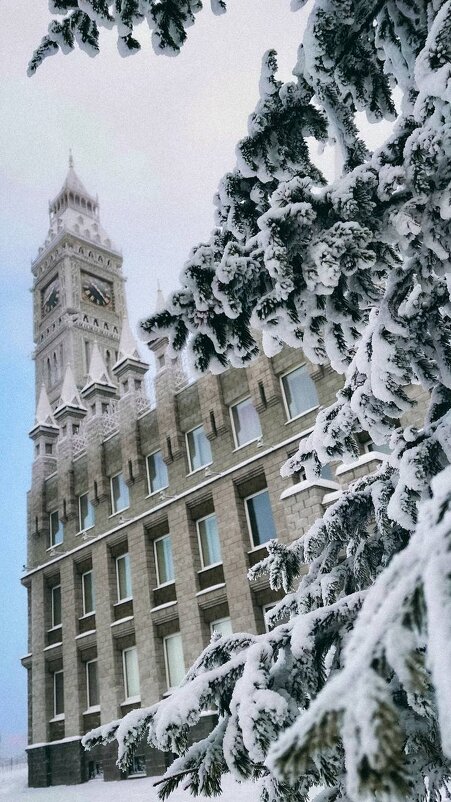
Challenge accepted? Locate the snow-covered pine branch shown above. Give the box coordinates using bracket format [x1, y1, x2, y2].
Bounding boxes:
[61, 0, 451, 799]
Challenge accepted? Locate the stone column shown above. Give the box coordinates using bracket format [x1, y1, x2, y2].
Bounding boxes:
[60, 559, 83, 736]
[30, 573, 47, 743]
[92, 540, 120, 723]
[169, 503, 204, 668]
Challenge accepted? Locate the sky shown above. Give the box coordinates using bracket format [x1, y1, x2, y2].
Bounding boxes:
[0, 0, 313, 757]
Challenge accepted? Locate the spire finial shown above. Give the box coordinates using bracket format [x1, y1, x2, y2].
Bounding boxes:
[69, 149, 74, 169]
[156, 281, 166, 312]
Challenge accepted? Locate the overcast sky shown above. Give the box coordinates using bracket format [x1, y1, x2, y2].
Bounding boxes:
[0, 0, 314, 755]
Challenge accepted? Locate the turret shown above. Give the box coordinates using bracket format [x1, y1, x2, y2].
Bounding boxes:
[112, 316, 149, 395]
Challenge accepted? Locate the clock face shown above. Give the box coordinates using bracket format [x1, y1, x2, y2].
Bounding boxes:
[82, 274, 113, 307]
[42, 277, 60, 316]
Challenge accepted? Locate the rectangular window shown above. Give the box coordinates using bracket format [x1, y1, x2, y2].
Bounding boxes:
[53, 670, 64, 718]
[210, 617, 232, 638]
[197, 514, 222, 568]
[146, 450, 169, 495]
[86, 659, 99, 709]
[186, 425, 212, 472]
[154, 535, 174, 586]
[361, 436, 392, 456]
[110, 472, 130, 514]
[116, 553, 132, 601]
[78, 492, 95, 532]
[263, 603, 276, 633]
[230, 397, 262, 448]
[82, 570, 95, 616]
[164, 633, 186, 690]
[49, 510, 63, 547]
[281, 364, 319, 421]
[245, 489, 277, 548]
[51, 585, 62, 628]
[122, 647, 140, 700]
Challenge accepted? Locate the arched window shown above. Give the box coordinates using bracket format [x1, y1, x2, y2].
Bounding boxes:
[47, 358, 51, 385]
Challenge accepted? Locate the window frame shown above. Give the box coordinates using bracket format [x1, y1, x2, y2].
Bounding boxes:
[185, 424, 213, 474]
[81, 570, 95, 616]
[110, 471, 130, 515]
[122, 646, 140, 701]
[163, 633, 186, 691]
[53, 670, 64, 719]
[146, 449, 169, 496]
[196, 513, 222, 570]
[49, 510, 63, 548]
[229, 396, 262, 449]
[86, 659, 99, 710]
[51, 584, 62, 629]
[78, 492, 94, 534]
[244, 488, 277, 550]
[153, 534, 175, 588]
[115, 553, 132, 602]
[262, 603, 276, 633]
[280, 363, 319, 423]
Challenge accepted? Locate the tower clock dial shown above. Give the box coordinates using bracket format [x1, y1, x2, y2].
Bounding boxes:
[41, 276, 60, 316]
[82, 273, 113, 308]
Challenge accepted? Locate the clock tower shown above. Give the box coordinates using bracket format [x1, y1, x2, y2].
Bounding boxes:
[32, 156, 127, 405]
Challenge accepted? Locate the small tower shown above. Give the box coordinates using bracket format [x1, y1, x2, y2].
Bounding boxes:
[28, 385, 60, 544]
[54, 364, 87, 437]
[112, 316, 149, 396]
[81, 341, 117, 416]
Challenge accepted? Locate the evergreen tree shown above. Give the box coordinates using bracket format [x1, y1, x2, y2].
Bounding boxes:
[36, 1, 451, 800]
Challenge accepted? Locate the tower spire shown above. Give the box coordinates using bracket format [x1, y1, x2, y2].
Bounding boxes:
[69, 149, 74, 169]
[156, 281, 165, 312]
[84, 341, 114, 389]
[35, 383, 57, 427]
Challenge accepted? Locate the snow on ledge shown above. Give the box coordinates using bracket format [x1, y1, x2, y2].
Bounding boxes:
[27, 735, 82, 750]
[110, 615, 134, 627]
[75, 629, 96, 640]
[280, 478, 340, 500]
[335, 451, 387, 476]
[43, 642, 62, 651]
[322, 489, 343, 505]
[150, 600, 178, 613]
[196, 583, 226, 597]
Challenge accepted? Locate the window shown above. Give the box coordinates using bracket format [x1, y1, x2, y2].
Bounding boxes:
[245, 489, 277, 548]
[86, 659, 99, 709]
[164, 633, 186, 690]
[51, 585, 62, 628]
[146, 450, 169, 495]
[122, 647, 140, 700]
[281, 364, 319, 421]
[197, 514, 222, 568]
[210, 617, 232, 638]
[129, 754, 146, 776]
[78, 493, 94, 532]
[263, 604, 276, 632]
[81, 570, 95, 616]
[230, 397, 262, 448]
[154, 535, 174, 586]
[361, 436, 391, 456]
[186, 425, 212, 472]
[53, 670, 64, 718]
[45, 442, 53, 455]
[110, 472, 130, 514]
[116, 553, 132, 601]
[49, 510, 63, 547]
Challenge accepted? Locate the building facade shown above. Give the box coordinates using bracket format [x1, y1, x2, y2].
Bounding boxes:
[21, 163, 426, 787]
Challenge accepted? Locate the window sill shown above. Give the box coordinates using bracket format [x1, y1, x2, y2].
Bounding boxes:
[197, 562, 223, 573]
[145, 485, 169, 499]
[152, 581, 175, 591]
[113, 597, 133, 606]
[186, 462, 213, 477]
[47, 625, 62, 633]
[49, 714, 65, 723]
[109, 507, 130, 519]
[121, 696, 141, 707]
[110, 616, 134, 628]
[284, 405, 320, 425]
[232, 437, 261, 452]
[196, 583, 226, 597]
[83, 705, 100, 715]
[248, 541, 276, 554]
[78, 612, 95, 620]
[46, 545, 64, 553]
[76, 526, 95, 536]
